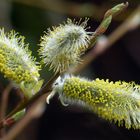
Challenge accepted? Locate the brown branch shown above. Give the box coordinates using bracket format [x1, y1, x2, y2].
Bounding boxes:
[4, 72, 60, 120]
[1, 93, 47, 140]
[0, 73, 58, 136]
[0, 83, 12, 137]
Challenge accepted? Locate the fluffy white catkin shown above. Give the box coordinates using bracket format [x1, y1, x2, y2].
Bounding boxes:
[39, 18, 91, 73]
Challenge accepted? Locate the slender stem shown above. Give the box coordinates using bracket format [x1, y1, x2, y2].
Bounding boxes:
[88, 2, 128, 49]
[5, 72, 60, 119]
[70, 6, 140, 74]
[0, 84, 12, 137]
[0, 72, 59, 130]
[1, 93, 47, 140]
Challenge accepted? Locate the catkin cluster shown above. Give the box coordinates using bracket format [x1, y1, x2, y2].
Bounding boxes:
[1, 16, 140, 130]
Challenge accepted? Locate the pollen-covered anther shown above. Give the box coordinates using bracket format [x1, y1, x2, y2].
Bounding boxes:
[39, 18, 91, 73]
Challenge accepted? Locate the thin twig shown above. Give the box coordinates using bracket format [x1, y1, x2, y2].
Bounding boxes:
[70, 6, 140, 74]
[88, 2, 128, 49]
[0, 83, 4, 93]
[0, 83, 12, 137]
[0, 72, 59, 127]
[1, 93, 47, 140]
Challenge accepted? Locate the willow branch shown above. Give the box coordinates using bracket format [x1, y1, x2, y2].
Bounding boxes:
[88, 2, 128, 49]
[0, 72, 59, 129]
[8, 72, 59, 117]
[70, 6, 140, 74]
[0, 84, 12, 136]
[1, 94, 47, 140]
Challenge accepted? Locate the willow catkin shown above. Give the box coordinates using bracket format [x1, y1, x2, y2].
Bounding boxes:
[39, 18, 91, 73]
[49, 75, 140, 129]
[0, 29, 43, 97]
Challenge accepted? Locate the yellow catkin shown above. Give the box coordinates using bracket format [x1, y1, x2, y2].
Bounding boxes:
[56, 76, 140, 129]
[0, 29, 40, 84]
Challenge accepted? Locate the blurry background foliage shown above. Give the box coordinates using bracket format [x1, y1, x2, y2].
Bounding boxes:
[0, 0, 140, 140]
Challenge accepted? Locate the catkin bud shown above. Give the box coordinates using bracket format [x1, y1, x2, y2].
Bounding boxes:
[0, 29, 42, 97]
[50, 75, 140, 129]
[39, 18, 91, 73]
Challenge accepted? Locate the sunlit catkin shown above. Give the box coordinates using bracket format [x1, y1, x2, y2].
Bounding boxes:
[39, 18, 91, 73]
[51, 76, 140, 129]
[0, 29, 42, 97]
